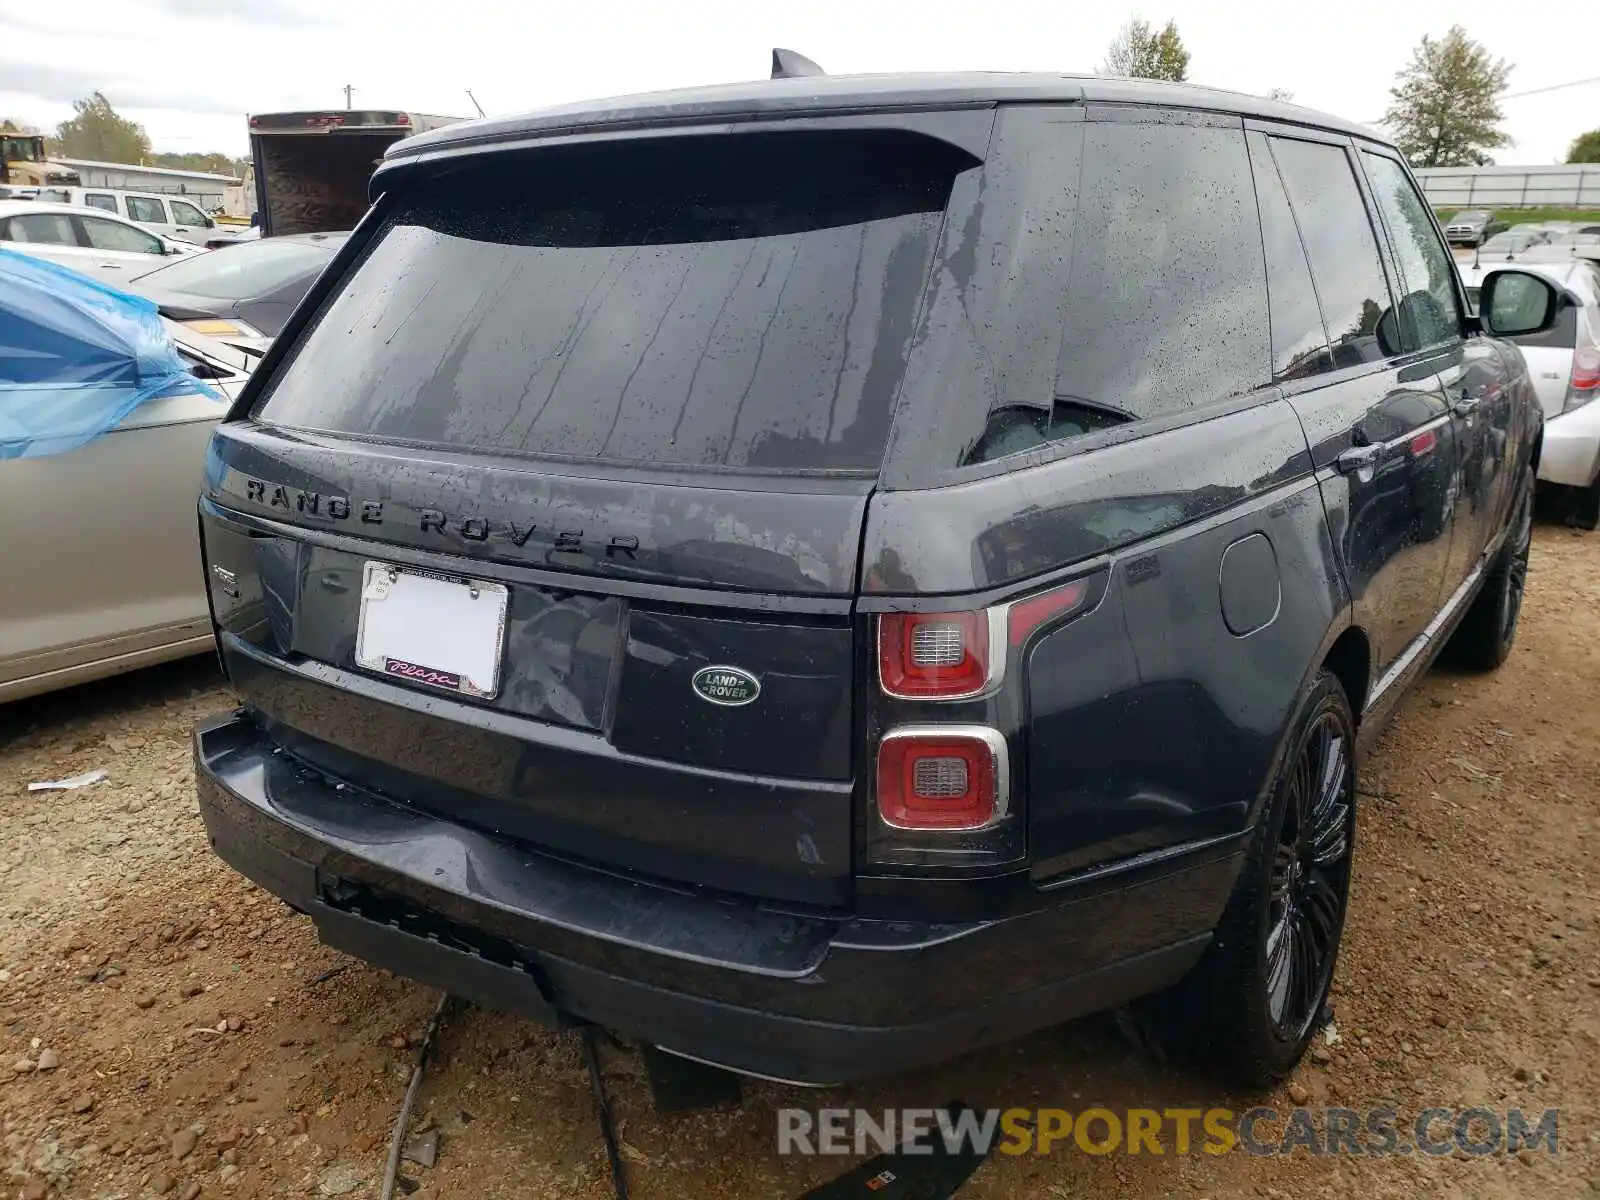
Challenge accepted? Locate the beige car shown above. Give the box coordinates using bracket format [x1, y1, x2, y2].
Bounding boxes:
[0, 325, 251, 702]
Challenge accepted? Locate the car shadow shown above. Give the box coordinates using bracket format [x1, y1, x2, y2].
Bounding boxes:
[0, 654, 227, 744]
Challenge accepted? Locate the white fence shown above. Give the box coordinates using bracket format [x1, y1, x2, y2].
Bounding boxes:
[1414, 165, 1600, 210]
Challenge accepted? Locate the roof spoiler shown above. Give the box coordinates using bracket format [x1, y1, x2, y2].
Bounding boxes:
[771, 48, 826, 79]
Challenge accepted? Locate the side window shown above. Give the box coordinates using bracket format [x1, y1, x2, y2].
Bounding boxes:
[84, 193, 118, 213]
[170, 199, 207, 225]
[1360, 152, 1463, 352]
[966, 120, 1268, 466]
[1247, 133, 1332, 382]
[125, 196, 168, 224]
[5, 213, 79, 245]
[1053, 121, 1269, 424]
[1269, 137, 1397, 368]
[80, 216, 164, 255]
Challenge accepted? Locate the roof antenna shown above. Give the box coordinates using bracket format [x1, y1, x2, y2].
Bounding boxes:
[771, 48, 826, 79]
[466, 89, 485, 118]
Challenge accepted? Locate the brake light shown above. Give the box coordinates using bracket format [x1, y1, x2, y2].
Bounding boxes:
[1568, 348, 1600, 412]
[878, 611, 993, 699]
[876, 727, 1008, 830]
[877, 578, 1098, 700]
[397, 113, 410, 126]
[1006, 578, 1092, 647]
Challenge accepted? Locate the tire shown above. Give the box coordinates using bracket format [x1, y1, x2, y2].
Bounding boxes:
[1122, 671, 1356, 1088]
[1566, 479, 1600, 532]
[1447, 467, 1533, 671]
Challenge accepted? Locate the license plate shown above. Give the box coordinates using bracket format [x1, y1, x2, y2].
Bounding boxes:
[355, 563, 509, 699]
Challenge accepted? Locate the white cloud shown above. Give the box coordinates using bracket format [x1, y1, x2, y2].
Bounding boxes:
[1, 0, 1593, 163]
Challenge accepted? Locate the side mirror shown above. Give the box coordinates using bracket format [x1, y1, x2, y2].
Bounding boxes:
[1375, 307, 1400, 357]
[205, 217, 216, 228]
[1480, 270, 1560, 338]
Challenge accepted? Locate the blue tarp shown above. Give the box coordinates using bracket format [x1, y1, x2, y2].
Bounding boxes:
[0, 248, 221, 459]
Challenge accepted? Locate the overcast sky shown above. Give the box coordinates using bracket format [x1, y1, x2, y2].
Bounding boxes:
[1, 0, 1593, 164]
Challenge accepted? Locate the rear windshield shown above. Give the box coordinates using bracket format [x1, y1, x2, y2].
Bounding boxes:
[255, 132, 963, 473]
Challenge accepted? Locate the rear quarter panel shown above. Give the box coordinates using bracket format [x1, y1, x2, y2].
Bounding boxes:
[862, 398, 1348, 883]
[1024, 479, 1341, 879]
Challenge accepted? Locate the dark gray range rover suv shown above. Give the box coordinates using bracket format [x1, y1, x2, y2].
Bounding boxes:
[193, 73, 1557, 1089]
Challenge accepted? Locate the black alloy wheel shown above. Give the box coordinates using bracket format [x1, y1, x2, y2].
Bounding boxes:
[1265, 708, 1353, 1042]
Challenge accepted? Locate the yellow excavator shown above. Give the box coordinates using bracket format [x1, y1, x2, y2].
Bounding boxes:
[0, 133, 81, 191]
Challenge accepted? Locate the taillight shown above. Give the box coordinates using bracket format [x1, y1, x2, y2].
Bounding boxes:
[877, 577, 1096, 700]
[876, 727, 1008, 830]
[1006, 578, 1092, 647]
[878, 611, 998, 699]
[1567, 348, 1600, 412]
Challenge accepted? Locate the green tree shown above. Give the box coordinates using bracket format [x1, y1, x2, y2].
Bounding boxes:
[148, 151, 248, 178]
[1100, 18, 1189, 82]
[1568, 130, 1600, 164]
[53, 93, 151, 164]
[1382, 27, 1511, 167]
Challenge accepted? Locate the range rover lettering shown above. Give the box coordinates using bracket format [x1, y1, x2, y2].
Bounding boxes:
[193, 73, 1552, 1088]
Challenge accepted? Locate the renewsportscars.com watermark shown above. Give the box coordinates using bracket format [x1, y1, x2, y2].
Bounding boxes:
[777, 1106, 1559, 1158]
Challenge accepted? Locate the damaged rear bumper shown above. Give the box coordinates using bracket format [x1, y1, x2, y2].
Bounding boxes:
[195, 710, 1230, 1086]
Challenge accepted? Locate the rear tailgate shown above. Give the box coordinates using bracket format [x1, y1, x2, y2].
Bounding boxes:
[201, 126, 970, 907]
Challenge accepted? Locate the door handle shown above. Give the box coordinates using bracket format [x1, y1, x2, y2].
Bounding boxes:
[1336, 443, 1384, 474]
[1453, 394, 1482, 417]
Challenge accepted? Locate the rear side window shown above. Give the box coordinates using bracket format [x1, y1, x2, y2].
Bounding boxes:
[84, 193, 118, 213]
[2, 213, 77, 245]
[964, 119, 1268, 465]
[1052, 122, 1268, 427]
[257, 132, 964, 473]
[1269, 138, 1396, 367]
[125, 196, 167, 223]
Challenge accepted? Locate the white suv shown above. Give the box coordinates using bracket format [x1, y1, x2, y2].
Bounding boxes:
[1462, 253, 1600, 527]
[0, 200, 201, 279]
[58, 187, 218, 246]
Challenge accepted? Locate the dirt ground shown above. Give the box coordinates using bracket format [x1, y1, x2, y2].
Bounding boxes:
[1, 525, 1597, 1200]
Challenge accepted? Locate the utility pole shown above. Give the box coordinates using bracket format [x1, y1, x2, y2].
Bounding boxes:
[343, 84, 355, 110]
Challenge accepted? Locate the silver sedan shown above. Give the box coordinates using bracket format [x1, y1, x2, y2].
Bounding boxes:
[0, 324, 251, 702]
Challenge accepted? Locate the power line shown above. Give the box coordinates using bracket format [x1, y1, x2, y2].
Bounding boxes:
[1499, 74, 1600, 101]
[1361, 73, 1600, 126]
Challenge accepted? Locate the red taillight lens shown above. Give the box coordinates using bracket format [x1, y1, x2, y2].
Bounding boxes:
[1569, 348, 1600, 412]
[876, 728, 1006, 830]
[878, 612, 990, 699]
[1007, 578, 1092, 647]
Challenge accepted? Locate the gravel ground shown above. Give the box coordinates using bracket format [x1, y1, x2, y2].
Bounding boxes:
[1, 525, 1596, 1200]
